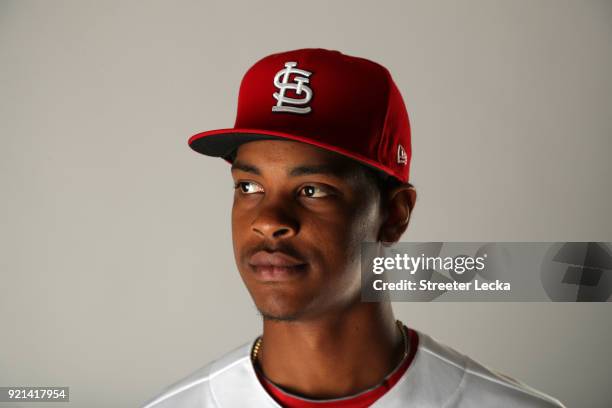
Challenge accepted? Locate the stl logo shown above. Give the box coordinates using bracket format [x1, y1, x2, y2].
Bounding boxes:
[272, 61, 313, 114]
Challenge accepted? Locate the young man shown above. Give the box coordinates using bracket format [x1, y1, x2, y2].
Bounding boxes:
[143, 49, 564, 407]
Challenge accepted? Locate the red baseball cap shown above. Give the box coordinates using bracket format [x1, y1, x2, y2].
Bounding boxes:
[188, 48, 412, 183]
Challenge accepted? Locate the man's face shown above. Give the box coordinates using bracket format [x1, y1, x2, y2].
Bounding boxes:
[231, 140, 382, 321]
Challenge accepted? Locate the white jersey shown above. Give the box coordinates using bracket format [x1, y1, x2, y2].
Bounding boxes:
[142, 330, 565, 408]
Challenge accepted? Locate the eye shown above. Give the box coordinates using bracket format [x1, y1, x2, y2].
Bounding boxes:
[299, 185, 329, 198]
[234, 181, 264, 194]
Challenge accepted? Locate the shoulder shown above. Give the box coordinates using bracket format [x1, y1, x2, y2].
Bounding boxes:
[140, 340, 255, 408]
[412, 331, 566, 408]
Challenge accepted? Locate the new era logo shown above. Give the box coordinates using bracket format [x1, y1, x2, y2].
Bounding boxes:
[397, 144, 408, 165]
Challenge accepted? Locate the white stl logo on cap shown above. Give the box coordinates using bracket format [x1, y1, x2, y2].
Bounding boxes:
[272, 61, 313, 114]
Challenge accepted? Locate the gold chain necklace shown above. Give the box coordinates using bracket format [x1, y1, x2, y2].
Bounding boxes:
[251, 319, 407, 363]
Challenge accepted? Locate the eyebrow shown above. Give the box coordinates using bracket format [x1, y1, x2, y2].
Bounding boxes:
[231, 161, 260, 175]
[289, 164, 338, 177]
[231, 161, 342, 177]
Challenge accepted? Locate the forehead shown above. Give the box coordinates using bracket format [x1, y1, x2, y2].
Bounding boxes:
[232, 139, 366, 178]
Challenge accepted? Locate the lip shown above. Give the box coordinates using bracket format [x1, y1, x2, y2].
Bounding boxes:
[248, 251, 308, 282]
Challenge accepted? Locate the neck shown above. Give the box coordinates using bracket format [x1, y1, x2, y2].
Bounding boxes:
[255, 301, 404, 399]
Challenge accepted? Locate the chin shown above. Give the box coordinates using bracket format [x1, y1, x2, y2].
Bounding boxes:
[252, 290, 313, 322]
[258, 309, 300, 322]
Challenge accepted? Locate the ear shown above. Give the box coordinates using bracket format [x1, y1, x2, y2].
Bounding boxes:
[378, 184, 416, 244]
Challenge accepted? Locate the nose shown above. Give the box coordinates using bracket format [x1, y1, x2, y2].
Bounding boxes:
[251, 200, 299, 240]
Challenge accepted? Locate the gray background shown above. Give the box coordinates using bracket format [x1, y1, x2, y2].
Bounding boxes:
[1, 0, 611, 407]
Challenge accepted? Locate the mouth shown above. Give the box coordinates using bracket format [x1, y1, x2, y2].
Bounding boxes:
[248, 250, 308, 282]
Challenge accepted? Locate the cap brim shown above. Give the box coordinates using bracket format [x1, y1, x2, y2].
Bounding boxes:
[188, 127, 401, 181]
[188, 128, 292, 161]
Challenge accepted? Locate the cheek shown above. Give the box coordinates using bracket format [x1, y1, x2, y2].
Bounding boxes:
[231, 201, 250, 262]
[231, 202, 240, 236]
[231, 195, 254, 234]
[307, 201, 379, 274]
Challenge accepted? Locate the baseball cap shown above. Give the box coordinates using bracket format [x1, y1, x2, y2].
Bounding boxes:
[188, 48, 412, 183]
